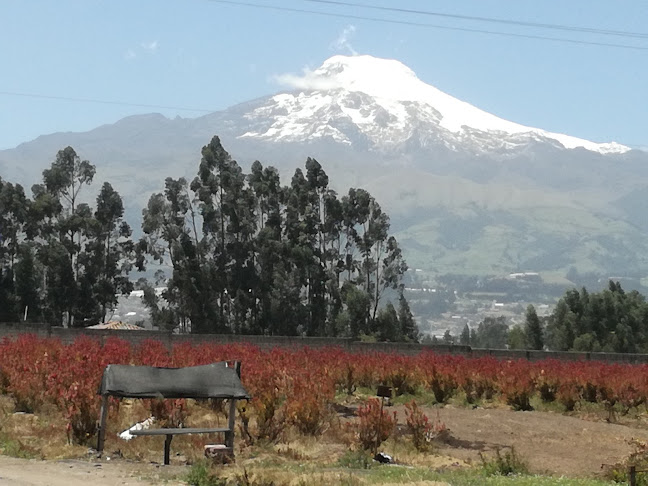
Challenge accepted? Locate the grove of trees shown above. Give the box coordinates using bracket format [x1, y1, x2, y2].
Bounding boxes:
[6, 136, 648, 349]
[545, 281, 648, 353]
[0, 147, 137, 327]
[445, 281, 648, 353]
[0, 136, 418, 341]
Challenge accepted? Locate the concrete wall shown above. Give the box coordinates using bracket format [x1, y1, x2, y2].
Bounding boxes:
[2, 323, 648, 363]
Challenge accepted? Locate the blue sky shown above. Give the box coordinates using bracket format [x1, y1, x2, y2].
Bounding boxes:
[1, 0, 646, 150]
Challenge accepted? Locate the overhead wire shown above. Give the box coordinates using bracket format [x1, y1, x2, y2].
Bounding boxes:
[207, 0, 648, 51]
[303, 0, 648, 40]
[0, 91, 214, 113]
[2, 0, 646, 111]
[0, 0, 645, 149]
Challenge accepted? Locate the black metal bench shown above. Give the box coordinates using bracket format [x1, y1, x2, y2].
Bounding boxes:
[130, 426, 233, 465]
[96, 361, 249, 465]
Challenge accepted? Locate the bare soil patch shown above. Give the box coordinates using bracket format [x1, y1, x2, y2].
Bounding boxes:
[427, 405, 648, 477]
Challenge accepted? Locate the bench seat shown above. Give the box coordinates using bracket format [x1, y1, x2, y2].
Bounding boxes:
[130, 427, 230, 436]
[131, 427, 232, 464]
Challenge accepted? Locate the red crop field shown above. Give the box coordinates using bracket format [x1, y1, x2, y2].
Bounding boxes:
[2, 334, 647, 447]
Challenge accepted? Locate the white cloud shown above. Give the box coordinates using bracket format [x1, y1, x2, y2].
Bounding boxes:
[124, 40, 159, 61]
[270, 25, 360, 91]
[331, 25, 357, 55]
[140, 40, 158, 52]
[272, 69, 343, 91]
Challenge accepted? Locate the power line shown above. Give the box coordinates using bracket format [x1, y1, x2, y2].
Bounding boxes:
[0, 91, 214, 113]
[208, 0, 648, 51]
[303, 0, 648, 40]
[1, 86, 644, 151]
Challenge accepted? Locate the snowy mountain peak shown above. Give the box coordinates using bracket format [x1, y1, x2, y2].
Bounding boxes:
[312, 55, 420, 96]
[241, 55, 629, 155]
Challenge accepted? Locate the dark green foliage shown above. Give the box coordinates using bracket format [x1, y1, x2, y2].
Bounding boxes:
[375, 302, 400, 342]
[14, 245, 41, 321]
[546, 281, 648, 353]
[135, 136, 415, 339]
[459, 323, 471, 346]
[473, 316, 509, 349]
[0, 148, 137, 327]
[398, 291, 419, 342]
[0, 177, 32, 322]
[442, 329, 454, 344]
[0, 138, 415, 339]
[507, 325, 526, 350]
[524, 304, 544, 350]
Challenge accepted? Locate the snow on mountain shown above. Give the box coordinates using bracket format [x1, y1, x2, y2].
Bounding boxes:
[241, 55, 629, 155]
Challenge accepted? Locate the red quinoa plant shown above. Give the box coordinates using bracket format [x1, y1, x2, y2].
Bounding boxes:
[354, 398, 397, 453]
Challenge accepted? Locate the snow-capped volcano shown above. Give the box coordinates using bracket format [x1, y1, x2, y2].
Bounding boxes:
[241, 55, 629, 155]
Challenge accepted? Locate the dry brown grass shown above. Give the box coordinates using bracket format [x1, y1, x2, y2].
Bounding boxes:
[0, 396, 87, 459]
[380, 483, 450, 486]
[0, 395, 237, 464]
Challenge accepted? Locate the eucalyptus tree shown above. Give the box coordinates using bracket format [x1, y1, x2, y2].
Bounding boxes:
[0, 178, 32, 321]
[88, 182, 135, 322]
[31, 147, 95, 326]
[141, 176, 216, 333]
[190, 136, 256, 333]
[28, 148, 137, 326]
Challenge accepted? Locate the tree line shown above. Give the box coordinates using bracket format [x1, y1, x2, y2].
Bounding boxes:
[0, 136, 418, 341]
[0, 146, 136, 327]
[440, 281, 648, 353]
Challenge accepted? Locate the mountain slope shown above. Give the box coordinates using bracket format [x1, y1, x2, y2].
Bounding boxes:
[1, 55, 647, 279]
[245, 55, 629, 155]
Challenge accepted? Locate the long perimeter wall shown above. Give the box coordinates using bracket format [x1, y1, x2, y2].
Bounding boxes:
[1, 323, 646, 364]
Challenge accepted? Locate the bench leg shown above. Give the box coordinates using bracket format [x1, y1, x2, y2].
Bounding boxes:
[97, 395, 109, 453]
[164, 434, 173, 465]
[226, 399, 236, 451]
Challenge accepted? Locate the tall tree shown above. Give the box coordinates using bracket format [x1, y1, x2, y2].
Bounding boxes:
[473, 316, 509, 349]
[459, 323, 471, 346]
[13, 245, 41, 321]
[90, 182, 135, 322]
[34, 147, 96, 326]
[524, 304, 544, 350]
[398, 291, 418, 342]
[375, 302, 400, 342]
[191, 136, 250, 333]
[0, 178, 31, 321]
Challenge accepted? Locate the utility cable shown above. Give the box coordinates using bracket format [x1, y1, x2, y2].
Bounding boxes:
[207, 0, 648, 51]
[303, 0, 648, 40]
[0, 91, 214, 113]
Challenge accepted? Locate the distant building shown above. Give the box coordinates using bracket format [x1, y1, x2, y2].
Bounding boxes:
[86, 321, 145, 330]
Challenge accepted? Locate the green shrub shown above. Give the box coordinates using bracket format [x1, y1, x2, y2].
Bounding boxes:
[605, 439, 648, 485]
[0, 433, 39, 459]
[185, 462, 227, 486]
[480, 447, 529, 476]
[337, 449, 374, 469]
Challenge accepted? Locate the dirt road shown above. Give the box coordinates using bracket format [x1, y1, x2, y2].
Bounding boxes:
[0, 456, 184, 486]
